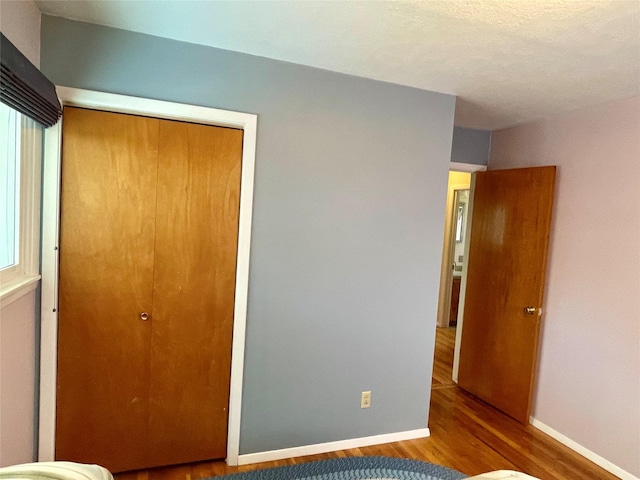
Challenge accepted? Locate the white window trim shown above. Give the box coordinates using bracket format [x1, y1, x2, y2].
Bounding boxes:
[0, 113, 42, 308]
[39, 87, 257, 467]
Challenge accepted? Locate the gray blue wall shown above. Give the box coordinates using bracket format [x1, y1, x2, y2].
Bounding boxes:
[41, 16, 455, 455]
[451, 127, 491, 165]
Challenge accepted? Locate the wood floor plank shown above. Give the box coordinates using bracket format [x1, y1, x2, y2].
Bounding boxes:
[431, 327, 457, 390]
[115, 326, 617, 480]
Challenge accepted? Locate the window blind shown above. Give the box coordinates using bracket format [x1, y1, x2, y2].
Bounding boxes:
[1, 33, 62, 127]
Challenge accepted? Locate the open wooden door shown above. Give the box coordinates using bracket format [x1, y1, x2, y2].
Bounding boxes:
[458, 166, 556, 424]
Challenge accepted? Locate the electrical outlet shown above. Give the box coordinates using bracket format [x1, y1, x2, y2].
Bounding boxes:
[361, 391, 371, 409]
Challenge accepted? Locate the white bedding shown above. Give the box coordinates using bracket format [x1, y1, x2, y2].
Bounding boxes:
[0, 462, 538, 480]
[465, 471, 540, 480]
[0, 462, 112, 480]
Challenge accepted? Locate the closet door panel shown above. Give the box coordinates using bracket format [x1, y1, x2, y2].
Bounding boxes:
[148, 120, 243, 465]
[57, 107, 159, 472]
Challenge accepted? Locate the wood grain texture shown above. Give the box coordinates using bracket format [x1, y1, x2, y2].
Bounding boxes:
[458, 166, 556, 424]
[431, 327, 456, 391]
[147, 120, 243, 467]
[114, 330, 617, 480]
[57, 107, 159, 471]
[57, 108, 243, 472]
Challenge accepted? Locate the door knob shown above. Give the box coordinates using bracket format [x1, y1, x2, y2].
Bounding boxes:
[524, 306, 536, 315]
[140, 312, 149, 321]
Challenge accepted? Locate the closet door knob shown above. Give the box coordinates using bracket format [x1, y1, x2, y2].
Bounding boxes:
[140, 312, 149, 321]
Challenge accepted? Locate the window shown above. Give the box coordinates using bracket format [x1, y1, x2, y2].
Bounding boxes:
[0, 101, 43, 305]
[0, 103, 19, 270]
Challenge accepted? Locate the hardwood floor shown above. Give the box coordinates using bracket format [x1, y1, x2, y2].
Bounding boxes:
[431, 326, 457, 390]
[115, 327, 617, 480]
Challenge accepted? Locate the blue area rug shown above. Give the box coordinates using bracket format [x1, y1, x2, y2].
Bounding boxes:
[211, 456, 466, 479]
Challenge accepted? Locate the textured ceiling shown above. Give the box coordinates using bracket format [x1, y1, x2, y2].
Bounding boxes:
[35, 0, 640, 129]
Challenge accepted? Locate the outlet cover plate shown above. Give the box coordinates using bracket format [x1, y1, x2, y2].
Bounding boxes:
[361, 391, 371, 409]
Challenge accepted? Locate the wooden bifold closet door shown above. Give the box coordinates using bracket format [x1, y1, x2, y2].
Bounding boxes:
[56, 107, 243, 473]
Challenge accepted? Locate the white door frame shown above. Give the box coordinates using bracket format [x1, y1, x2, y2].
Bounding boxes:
[451, 173, 479, 382]
[39, 87, 257, 467]
[436, 182, 471, 328]
[438, 163, 486, 382]
[449, 162, 487, 174]
[436, 163, 486, 329]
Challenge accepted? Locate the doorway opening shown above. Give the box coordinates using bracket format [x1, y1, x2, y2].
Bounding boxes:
[431, 163, 485, 393]
[432, 171, 470, 391]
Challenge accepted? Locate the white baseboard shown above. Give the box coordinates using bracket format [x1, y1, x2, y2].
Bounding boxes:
[530, 417, 639, 480]
[236, 427, 431, 466]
